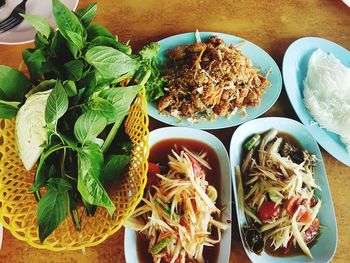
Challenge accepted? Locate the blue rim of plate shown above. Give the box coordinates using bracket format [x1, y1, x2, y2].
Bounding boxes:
[147, 31, 282, 130]
[282, 36, 350, 166]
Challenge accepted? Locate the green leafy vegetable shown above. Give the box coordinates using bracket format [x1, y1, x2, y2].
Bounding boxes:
[0, 0, 153, 243]
[63, 80, 77, 97]
[45, 81, 68, 124]
[0, 100, 20, 119]
[85, 46, 139, 79]
[0, 65, 32, 101]
[74, 110, 107, 145]
[138, 43, 166, 102]
[37, 177, 71, 243]
[77, 144, 115, 215]
[87, 24, 115, 40]
[21, 14, 51, 39]
[64, 59, 84, 81]
[101, 155, 130, 184]
[76, 2, 97, 27]
[52, 0, 86, 54]
[88, 96, 117, 123]
[22, 49, 46, 82]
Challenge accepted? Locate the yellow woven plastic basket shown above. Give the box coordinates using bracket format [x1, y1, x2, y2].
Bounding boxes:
[0, 91, 149, 251]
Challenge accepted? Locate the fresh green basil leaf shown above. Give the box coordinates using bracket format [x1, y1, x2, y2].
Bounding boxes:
[66, 30, 85, 49]
[88, 96, 117, 123]
[99, 86, 140, 153]
[0, 100, 20, 119]
[50, 30, 66, 55]
[74, 110, 107, 145]
[88, 36, 117, 48]
[45, 81, 68, 124]
[22, 48, 46, 82]
[37, 177, 71, 243]
[85, 46, 139, 79]
[25, 79, 56, 98]
[88, 36, 132, 55]
[35, 32, 49, 49]
[52, 0, 86, 52]
[63, 80, 77, 97]
[76, 3, 97, 27]
[64, 59, 84, 81]
[101, 154, 130, 185]
[0, 65, 32, 102]
[77, 144, 115, 215]
[21, 14, 51, 38]
[99, 85, 140, 121]
[87, 24, 114, 41]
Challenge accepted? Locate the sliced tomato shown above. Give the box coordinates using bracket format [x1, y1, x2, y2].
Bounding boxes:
[187, 154, 202, 176]
[304, 218, 320, 244]
[285, 196, 299, 216]
[297, 209, 312, 223]
[310, 196, 316, 207]
[258, 201, 281, 223]
[147, 163, 160, 187]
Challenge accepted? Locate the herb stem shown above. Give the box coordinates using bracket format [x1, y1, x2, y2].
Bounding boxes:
[101, 118, 123, 153]
[60, 148, 66, 178]
[72, 209, 81, 231]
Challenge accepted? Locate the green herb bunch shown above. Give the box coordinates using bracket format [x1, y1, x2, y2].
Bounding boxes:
[0, 0, 154, 243]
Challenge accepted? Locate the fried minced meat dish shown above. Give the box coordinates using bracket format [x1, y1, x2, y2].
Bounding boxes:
[158, 36, 271, 121]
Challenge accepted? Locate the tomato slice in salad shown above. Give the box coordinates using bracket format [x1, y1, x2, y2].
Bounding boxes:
[258, 201, 281, 223]
[147, 162, 160, 187]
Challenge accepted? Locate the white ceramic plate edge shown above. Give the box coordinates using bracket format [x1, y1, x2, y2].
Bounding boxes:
[124, 127, 232, 263]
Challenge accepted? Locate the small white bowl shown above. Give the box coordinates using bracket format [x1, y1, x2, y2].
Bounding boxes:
[124, 127, 232, 263]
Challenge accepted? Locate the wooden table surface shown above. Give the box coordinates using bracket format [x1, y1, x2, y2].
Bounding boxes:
[1, 0, 350, 262]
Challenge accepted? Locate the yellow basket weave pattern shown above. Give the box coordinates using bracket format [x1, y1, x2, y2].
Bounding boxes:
[0, 92, 149, 251]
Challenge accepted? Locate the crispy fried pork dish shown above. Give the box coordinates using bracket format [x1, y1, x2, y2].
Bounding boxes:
[158, 36, 271, 122]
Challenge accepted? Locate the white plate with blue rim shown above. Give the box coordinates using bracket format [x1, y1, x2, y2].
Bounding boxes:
[147, 32, 282, 130]
[124, 127, 232, 263]
[282, 37, 350, 166]
[230, 117, 337, 263]
[0, 0, 79, 45]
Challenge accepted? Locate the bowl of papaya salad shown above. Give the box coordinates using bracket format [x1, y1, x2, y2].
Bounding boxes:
[230, 117, 337, 263]
[124, 127, 231, 263]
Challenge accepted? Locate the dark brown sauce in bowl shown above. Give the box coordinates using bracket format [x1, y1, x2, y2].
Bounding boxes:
[265, 237, 319, 258]
[137, 138, 221, 263]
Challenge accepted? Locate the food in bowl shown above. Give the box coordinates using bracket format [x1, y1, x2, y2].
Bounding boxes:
[236, 129, 321, 258]
[125, 138, 229, 263]
[147, 33, 271, 123]
[303, 49, 350, 153]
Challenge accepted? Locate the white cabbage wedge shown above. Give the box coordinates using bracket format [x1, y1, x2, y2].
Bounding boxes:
[15, 90, 51, 170]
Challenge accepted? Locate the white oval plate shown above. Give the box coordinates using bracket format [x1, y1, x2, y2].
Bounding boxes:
[0, 0, 79, 45]
[148, 32, 282, 130]
[230, 117, 337, 263]
[282, 37, 350, 166]
[124, 127, 232, 263]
